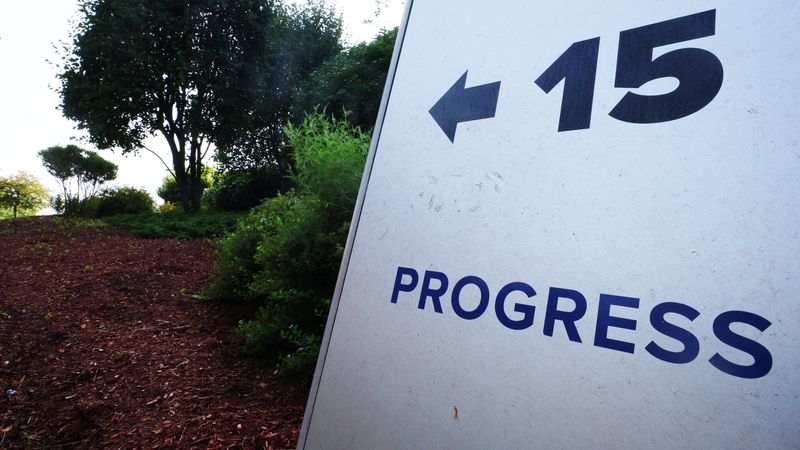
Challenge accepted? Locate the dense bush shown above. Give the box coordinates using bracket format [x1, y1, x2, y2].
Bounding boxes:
[51, 195, 101, 218]
[157, 168, 214, 205]
[207, 114, 368, 380]
[158, 201, 182, 213]
[203, 168, 285, 211]
[96, 186, 155, 217]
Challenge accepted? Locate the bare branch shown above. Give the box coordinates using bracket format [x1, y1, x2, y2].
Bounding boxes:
[201, 140, 213, 161]
[141, 145, 176, 178]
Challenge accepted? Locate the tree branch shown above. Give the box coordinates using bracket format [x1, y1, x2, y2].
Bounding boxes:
[201, 140, 213, 161]
[142, 145, 177, 178]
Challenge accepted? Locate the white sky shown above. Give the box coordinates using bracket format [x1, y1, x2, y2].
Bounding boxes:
[0, 0, 405, 207]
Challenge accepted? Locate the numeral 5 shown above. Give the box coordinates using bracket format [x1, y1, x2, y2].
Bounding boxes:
[610, 9, 723, 124]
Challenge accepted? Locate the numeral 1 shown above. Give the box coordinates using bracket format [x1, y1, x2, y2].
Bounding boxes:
[534, 37, 600, 132]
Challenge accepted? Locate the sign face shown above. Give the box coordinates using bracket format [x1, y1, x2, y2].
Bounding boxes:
[300, 1, 800, 448]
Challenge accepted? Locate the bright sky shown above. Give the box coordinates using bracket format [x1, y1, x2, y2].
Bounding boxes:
[0, 0, 405, 207]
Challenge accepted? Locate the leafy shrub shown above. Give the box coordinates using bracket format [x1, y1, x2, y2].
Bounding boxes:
[207, 113, 368, 380]
[157, 168, 215, 205]
[52, 195, 101, 218]
[238, 307, 323, 378]
[286, 114, 369, 214]
[203, 168, 285, 211]
[158, 201, 182, 213]
[104, 210, 244, 239]
[156, 177, 181, 204]
[96, 186, 155, 217]
[50, 195, 65, 214]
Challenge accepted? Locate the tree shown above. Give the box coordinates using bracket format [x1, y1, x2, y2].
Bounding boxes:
[0, 172, 50, 219]
[293, 27, 397, 132]
[213, 1, 344, 172]
[38, 145, 117, 212]
[60, 0, 342, 211]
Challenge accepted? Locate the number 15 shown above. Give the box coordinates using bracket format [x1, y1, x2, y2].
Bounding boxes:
[535, 9, 724, 131]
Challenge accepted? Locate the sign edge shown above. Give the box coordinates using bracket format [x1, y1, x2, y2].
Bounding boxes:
[296, 1, 418, 447]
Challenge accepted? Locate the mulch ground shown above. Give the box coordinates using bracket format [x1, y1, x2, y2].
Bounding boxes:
[0, 217, 307, 449]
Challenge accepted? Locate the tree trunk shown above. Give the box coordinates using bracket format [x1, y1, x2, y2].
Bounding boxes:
[191, 173, 202, 212]
[189, 139, 203, 212]
[162, 129, 191, 212]
[174, 159, 190, 212]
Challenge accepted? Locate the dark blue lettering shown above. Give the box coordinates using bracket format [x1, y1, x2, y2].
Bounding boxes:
[709, 311, 773, 379]
[645, 302, 700, 364]
[594, 294, 639, 353]
[419, 270, 448, 314]
[391, 266, 418, 304]
[544, 287, 587, 342]
[451, 276, 490, 320]
[495, 282, 537, 330]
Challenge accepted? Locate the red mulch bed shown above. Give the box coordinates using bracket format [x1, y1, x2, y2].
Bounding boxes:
[0, 217, 307, 449]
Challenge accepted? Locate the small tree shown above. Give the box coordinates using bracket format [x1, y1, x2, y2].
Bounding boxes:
[293, 28, 398, 132]
[212, 1, 344, 172]
[0, 172, 50, 219]
[38, 145, 117, 214]
[79, 151, 119, 198]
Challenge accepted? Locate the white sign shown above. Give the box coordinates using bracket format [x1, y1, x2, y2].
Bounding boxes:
[300, 1, 800, 448]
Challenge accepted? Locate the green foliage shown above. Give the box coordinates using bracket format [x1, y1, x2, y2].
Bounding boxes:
[156, 177, 181, 205]
[213, 1, 343, 172]
[104, 211, 244, 239]
[50, 195, 65, 215]
[0, 172, 50, 219]
[53, 216, 108, 230]
[221, 191, 347, 382]
[81, 151, 119, 189]
[96, 186, 155, 217]
[38, 145, 117, 215]
[238, 307, 322, 379]
[38, 145, 82, 181]
[53, 196, 101, 218]
[286, 114, 369, 215]
[206, 209, 270, 303]
[203, 168, 285, 211]
[207, 114, 368, 379]
[293, 28, 397, 131]
[157, 168, 215, 204]
[60, 0, 279, 210]
[158, 201, 182, 213]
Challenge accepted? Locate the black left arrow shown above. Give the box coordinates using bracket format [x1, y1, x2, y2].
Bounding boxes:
[429, 71, 501, 143]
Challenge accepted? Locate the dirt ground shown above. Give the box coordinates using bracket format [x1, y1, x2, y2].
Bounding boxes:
[0, 217, 307, 449]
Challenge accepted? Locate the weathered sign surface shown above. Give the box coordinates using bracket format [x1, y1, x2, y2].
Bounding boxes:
[300, 1, 800, 448]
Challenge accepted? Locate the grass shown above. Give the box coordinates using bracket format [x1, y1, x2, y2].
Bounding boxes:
[103, 210, 246, 239]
